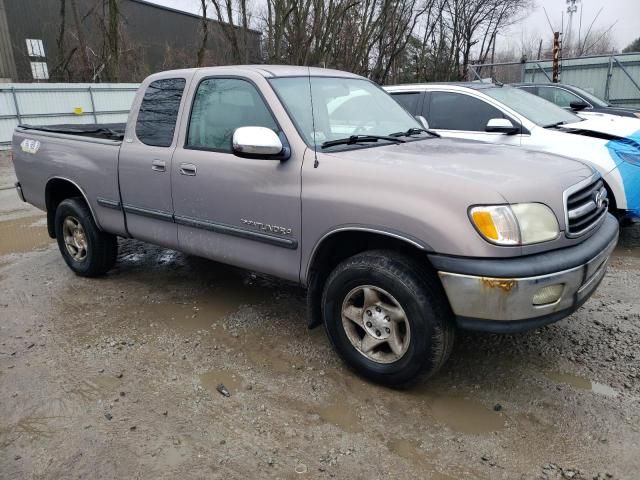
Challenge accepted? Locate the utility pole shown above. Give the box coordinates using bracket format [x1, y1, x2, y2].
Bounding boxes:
[552, 32, 560, 82]
[565, 0, 579, 51]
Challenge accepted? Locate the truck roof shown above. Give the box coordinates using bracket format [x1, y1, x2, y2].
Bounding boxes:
[146, 65, 363, 80]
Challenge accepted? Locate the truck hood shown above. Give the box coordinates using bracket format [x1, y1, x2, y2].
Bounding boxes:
[326, 137, 593, 203]
[562, 113, 640, 140]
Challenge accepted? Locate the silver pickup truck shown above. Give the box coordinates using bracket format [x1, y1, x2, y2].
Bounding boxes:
[12, 66, 619, 386]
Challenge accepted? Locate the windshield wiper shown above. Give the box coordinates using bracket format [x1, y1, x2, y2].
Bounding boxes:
[543, 120, 568, 128]
[389, 127, 440, 138]
[320, 134, 405, 149]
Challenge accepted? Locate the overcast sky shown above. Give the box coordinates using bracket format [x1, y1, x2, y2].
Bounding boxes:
[148, 0, 640, 51]
[502, 0, 639, 52]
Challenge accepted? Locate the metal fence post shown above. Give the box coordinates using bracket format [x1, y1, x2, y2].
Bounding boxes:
[535, 63, 552, 82]
[10, 87, 22, 124]
[88, 86, 99, 124]
[468, 65, 483, 82]
[604, 56, 614, 102]
[612, 56, 640, 97]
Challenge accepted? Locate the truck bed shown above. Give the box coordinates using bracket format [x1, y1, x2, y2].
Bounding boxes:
[19, 123, 126, 142]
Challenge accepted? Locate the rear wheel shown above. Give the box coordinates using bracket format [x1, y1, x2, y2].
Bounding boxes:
[321, 250, 455, 387]
[54, 198, 118, 277]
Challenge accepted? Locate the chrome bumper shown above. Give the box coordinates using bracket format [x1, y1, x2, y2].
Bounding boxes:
[438, 235, 616, 324]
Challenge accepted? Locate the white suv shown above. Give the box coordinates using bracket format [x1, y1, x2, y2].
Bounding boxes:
[385, 83, 640, 221]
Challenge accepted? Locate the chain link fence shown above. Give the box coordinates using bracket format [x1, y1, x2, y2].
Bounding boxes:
[468, 53, 640, 107]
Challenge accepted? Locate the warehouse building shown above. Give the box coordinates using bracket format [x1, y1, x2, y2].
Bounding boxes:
[0, 0, 261, 83]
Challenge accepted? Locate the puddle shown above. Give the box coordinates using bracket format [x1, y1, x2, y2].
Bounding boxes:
[386, 438, 466, 479]
[424, 396, 506, 434]
[546, 371, 618, 397]
[243, 340, 297, 374]
[134, 283, 272, 332]
[387, 438, 426, 463]
[317, 402, 363, 433]
[199, 370, 243, 394]
[0, 216, 51, 256]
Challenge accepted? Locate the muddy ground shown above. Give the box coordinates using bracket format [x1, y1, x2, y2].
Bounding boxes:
[1, 151, 639, 479]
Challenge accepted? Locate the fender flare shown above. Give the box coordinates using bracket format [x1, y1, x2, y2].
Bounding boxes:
[45, 176, 102, 237]
[303, 225, 431, 285]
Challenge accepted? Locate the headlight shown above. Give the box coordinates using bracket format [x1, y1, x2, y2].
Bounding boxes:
[470, 203, 559, 245]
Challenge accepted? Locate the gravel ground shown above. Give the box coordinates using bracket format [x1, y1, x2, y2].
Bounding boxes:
[1, 150, 639, 479]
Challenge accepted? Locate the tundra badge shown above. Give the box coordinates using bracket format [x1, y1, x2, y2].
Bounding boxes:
[241, 218, 292, 236]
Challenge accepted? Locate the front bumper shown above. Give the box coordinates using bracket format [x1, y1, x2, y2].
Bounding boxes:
[429, 214, 619, 333]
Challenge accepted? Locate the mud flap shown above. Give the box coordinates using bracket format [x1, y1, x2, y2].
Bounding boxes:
[306, 272, 323, 329]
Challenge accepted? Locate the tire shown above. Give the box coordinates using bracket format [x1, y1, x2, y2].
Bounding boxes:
[321, 250, 455, 387]
[54, 197, 118, 277]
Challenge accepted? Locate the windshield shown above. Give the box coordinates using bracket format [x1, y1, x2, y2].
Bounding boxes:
[270, 76, 422, 148]
[484, 86, 582, 127]
[569, 85, 609, 107]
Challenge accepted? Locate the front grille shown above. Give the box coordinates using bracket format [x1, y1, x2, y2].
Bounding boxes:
[565, 177, 608, 237]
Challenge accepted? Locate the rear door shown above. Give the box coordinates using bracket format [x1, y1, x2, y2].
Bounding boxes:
[119, 76, 189, 247]
[171, 72, 303, 282]
[422, 90, 522, 146]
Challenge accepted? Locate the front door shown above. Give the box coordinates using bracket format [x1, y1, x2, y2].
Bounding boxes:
[424, 91, 523, 146]
[171, 74, 302, 282]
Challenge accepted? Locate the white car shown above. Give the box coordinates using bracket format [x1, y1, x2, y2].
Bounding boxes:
[384, 83, 640, 221]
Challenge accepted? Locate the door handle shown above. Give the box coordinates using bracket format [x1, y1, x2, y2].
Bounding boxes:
[179, 163, 197, 176]
[151, 159, 166, 172]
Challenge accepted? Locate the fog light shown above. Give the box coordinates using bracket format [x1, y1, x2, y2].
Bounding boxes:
[532, 284, 564, 306]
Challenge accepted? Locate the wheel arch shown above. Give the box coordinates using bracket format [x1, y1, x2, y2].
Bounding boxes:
[45, 177, 100, 238]
[303, 228, 434, 329]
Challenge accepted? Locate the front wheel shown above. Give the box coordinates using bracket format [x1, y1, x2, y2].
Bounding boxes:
[54, 197, 118, 277]
[321, 250, 454, 387]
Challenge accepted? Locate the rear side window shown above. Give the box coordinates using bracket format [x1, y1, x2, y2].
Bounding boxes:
[391, 92, 422, 114]
[518, 86, 538, 95]
[135, 78, 186, 147]
[537, 87, 583, 108]
[426, 92, 504, 131]
[186, 78, 278, 151]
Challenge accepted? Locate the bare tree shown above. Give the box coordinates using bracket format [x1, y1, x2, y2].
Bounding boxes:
[104, 0, 121, 81]
[69, 0, 91, 80]
[46, 0, 536, 85]
[197, 0, 210, 67]
[209, 0, 252, 64]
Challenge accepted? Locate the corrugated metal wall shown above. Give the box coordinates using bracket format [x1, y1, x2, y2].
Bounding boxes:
[0, 83, 139, 148]
[524, 53, 640, 107]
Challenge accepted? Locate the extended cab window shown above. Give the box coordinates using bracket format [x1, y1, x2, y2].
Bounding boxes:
[427, 92, 504, 131]
[187, 78, 278, 151]
[391, 92, 422, 114]
[135, 78, 186, 147]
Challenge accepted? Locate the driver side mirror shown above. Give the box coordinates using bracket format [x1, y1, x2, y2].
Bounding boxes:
[569, 100, 589, 111]
[232, 126, 290, 160]
[485, 118, 519, 135]
[415, 115, 429, 129]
